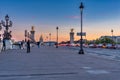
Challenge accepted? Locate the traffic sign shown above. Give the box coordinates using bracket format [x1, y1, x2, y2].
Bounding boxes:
[77, 32, 86, 36]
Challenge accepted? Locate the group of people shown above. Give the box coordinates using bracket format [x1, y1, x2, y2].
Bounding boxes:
[0, 38, 42, 53]
[19, 40, 31, 53]
[25, 40, 41, 53]
[0, 39, 31, 53]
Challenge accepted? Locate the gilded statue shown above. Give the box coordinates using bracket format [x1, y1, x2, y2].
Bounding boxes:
[71, 28, 74, 32]
[31, 26, 34, 31]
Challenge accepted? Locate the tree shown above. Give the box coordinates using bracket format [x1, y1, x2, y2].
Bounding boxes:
[95, 39, 100, 44]
[94, 37, 115, 44]
[99, 37, 114, 44]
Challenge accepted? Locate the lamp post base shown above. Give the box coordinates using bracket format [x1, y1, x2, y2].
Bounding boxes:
[79, 49, 84, 54]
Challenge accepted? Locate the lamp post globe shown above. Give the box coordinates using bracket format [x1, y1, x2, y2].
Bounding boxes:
[56, 27, 58, 30]
[111, 29, 113, 36]
[79, 2, 84, 54]
[25, 30, 27, 42]
[5, 15, 9, 21]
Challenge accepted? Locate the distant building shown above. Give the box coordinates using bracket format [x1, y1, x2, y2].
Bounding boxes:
[70, 28, 74, 44]
[100, 36, 120, 43]
[44, 41, 56, 46]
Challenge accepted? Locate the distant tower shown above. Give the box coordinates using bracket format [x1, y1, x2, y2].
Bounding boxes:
[70, 28, 74, 44]
[30, 26, 35, 42]
[39, 35, 43, 44]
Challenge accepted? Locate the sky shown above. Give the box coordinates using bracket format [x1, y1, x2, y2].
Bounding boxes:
[0, 0, 120, 42]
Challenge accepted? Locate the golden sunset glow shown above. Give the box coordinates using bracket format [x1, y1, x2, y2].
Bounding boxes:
[5, 0, 120, 42]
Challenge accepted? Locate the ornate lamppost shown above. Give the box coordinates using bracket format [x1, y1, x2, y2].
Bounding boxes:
[27, 32, 30, 40]
[1, 15, 12, 40]
[25, 30, 27, 42]
[111, 29, 113, 40]
[111, 29, 114, 44]
[56, 26, 59, 48]
[49, 33, 51, 46]
[79, 2, 84, 54]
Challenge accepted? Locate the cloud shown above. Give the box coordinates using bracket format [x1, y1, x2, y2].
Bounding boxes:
[65, 16, 80, 19]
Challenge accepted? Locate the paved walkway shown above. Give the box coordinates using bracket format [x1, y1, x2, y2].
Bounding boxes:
[0, 46, 120, 80]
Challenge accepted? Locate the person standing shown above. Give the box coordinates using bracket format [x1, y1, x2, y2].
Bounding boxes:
[20, 41, 24, 49]
[37, 42, 40, 48]
[0, 38, 3, 53]
[2, 39, 6, 51]
[27, 40, 30, 53]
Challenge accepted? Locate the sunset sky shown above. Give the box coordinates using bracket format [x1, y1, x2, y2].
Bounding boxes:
[0, 0, 120, 42]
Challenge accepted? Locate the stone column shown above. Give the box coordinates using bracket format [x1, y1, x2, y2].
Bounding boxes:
[70, 29, 74, 44]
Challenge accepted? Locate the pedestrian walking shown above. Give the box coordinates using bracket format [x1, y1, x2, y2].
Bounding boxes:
[2, 39, 6, 51]
[37, 42, 40, 48]
[20, 41, 24, 49]
[0, 38, 3, 53]
[27, 40, 30, 53]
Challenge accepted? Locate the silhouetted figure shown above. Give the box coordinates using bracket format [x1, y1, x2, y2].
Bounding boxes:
[37, 42, 40, 48]
[0, 38, 3, 53]
[20, 41, 24, 49]
[19, 42, 21, 49]
[27, 40, 30, 53]
[2, 39, 6, 51]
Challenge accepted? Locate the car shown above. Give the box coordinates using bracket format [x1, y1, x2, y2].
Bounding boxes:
[74, 44, 80, 47]
[106, 44, 116, 49]
[89, 44, 97, 48]
[83, 44, 89, 48]
[66, 44, 71, 46]
[59, 44, 67, 46]
[97, 44, 103, 48]
[116, 44, 120, 49]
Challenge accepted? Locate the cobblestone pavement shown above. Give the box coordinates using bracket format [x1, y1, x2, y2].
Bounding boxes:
[69, 47, 120, 61]
[0, 46, 120, 80]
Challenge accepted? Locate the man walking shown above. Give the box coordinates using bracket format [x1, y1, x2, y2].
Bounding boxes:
[37, 42, 40, 48]
[2, 39, 6, 51]
[27, 40, 30, 53]
[0, 38, 3, 52]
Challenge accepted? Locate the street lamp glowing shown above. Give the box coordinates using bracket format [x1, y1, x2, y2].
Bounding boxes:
[111, 29, 113, 44]
[56, 26, 59, 48]
[79, 2, 84, 54]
